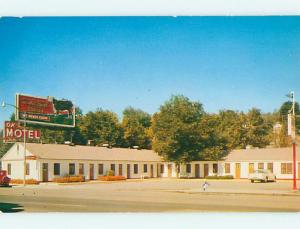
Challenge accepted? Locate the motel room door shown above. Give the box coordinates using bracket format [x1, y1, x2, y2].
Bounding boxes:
[195, 164, 200, 178]
[150, 164, 154, 178]
[89, 164, 94, 180]
[42, 163, 48, 182]
[167, 164, 172, 177]
[235, 163, 241, 179]
[204, 164, 209, 177]
[127, 164, 131, 178]
[119, 164, 123, 176]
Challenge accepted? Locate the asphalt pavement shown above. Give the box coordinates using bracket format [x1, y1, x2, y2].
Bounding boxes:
[1, 179, 300, 212]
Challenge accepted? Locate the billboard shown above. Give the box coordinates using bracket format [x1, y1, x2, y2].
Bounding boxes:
[16, 94, 76, 127]
[3, 121, 41, 143]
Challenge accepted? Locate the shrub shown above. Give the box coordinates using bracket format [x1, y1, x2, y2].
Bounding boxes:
[205, 175, 234, 179]
[53, 175, 85, 183]
[106, 170, 115, 176]
[10, 179, 40, 185]
[98, 176, 126, 181]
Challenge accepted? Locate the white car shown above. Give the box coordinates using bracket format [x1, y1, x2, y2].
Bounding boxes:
[249, 169, 276, 183]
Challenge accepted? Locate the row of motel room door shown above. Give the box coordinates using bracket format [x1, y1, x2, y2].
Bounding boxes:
[40, 162, 284, 182]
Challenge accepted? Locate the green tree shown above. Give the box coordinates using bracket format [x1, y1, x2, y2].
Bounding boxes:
[79, 108, 122, 146]
[0, 130, 13, 159]
[244, 108, 272, 148]
[216, 110, 248, 150]
[122, 107, 152, 149]
[151, 95, 229, 167]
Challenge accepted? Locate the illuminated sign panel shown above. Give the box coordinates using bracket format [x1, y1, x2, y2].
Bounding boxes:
[16, 94, 75, 127]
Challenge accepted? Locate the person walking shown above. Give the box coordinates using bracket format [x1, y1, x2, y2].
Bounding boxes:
[202, 179, 209, 191]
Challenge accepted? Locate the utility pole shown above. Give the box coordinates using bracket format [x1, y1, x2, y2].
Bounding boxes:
[288, 91, 297, 191]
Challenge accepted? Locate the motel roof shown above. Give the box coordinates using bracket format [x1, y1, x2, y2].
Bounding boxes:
[225, 147, 300, 162]
[2, 143, 300, 162]
[22, 143, 164, 162]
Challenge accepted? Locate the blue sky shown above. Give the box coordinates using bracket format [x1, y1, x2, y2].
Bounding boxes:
[0, 16, 300, 124]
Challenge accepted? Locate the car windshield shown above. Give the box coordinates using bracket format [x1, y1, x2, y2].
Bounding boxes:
[254, 170, 267, 173]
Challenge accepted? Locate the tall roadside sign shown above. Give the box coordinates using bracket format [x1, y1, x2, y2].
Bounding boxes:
[15, 93, 76, 128]
[3, 121, 41, 143]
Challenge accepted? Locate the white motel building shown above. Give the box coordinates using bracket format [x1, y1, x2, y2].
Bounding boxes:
[1, 143, 300, 182]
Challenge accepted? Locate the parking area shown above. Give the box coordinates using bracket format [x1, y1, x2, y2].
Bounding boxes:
[1, 179, 300, 212]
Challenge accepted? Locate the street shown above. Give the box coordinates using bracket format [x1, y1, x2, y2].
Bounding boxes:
[1, 179, 300, 212]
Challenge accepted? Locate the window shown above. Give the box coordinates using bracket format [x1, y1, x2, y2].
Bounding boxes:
[79, 163, 84, 175]
[143, 164, 148, 173]
[69, 163, 75, 175]
[110, 164, 115, 175]
[160, 164, 164, 173]
[26, 163, 30, 175]
[281, 163, 293, 174]
[249, 163, 254, 174]
[287, 163, 292, 174]
[54, 163, 60, 175]
[7, 163, 11, 175]
[98, 164, 104, 175]
[186, 164, 191, 173]
[258, 163, 264, 170]
[134, 164, 138, 174]
[110, 164, 115, 171]
[267, 163, 273, 173]
[213, 164, 218, 173]
[225, 163, 231, 173]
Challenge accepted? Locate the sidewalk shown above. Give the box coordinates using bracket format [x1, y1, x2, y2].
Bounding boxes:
[173, 187, 300, 196]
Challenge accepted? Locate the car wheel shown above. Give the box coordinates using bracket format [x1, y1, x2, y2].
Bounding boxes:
[265, 177, 268, 183]
[251, 180, 254, 183]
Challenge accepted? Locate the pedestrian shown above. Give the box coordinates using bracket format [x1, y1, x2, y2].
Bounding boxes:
[202, 179, 209, 191]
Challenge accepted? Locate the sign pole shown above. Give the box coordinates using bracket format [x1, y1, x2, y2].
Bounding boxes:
[23, 112, 27, 187]
[287, 91, 297, 190]
[293, 140, 297, 190]
[292, 92, 297, 190]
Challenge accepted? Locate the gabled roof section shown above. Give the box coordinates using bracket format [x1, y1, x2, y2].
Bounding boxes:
[17, 143, 163, 162]
[225, 147, 300, 162]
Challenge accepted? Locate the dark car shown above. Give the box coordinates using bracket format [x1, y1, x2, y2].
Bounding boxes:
[0, 170, 11, 187]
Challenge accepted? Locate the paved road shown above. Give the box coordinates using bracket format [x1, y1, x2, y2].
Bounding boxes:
[1, 179, 300, 212]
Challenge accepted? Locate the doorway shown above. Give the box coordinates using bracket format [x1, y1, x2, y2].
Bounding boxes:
[119, 164, 123, 176]
[204, 164, 209, 177]
[42, 163, 48, 182]
[89, 164, 94, 180]
[168, 164, 172, 177]
[195, 164, 200, 178]
[235, 163, 241, 179]
[150, 164, 154, 178]
[127, 164, 131, 178]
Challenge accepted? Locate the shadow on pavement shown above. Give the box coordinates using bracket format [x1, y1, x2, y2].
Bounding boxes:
[0, 202, 24, 213]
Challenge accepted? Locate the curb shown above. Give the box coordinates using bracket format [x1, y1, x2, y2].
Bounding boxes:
[170, 190, 300, 197]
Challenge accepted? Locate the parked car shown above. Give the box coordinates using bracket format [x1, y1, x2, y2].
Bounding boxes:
[0, 170, 11, 187]
[249, 169, 276, 183]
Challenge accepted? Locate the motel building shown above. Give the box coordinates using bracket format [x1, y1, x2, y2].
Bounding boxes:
[1, 143, 300, 182]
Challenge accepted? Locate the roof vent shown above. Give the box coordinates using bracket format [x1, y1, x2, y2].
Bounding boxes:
[246, 145, 253, 149]
[87, 140, 95, 146]
[102, 143, 112, 149]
